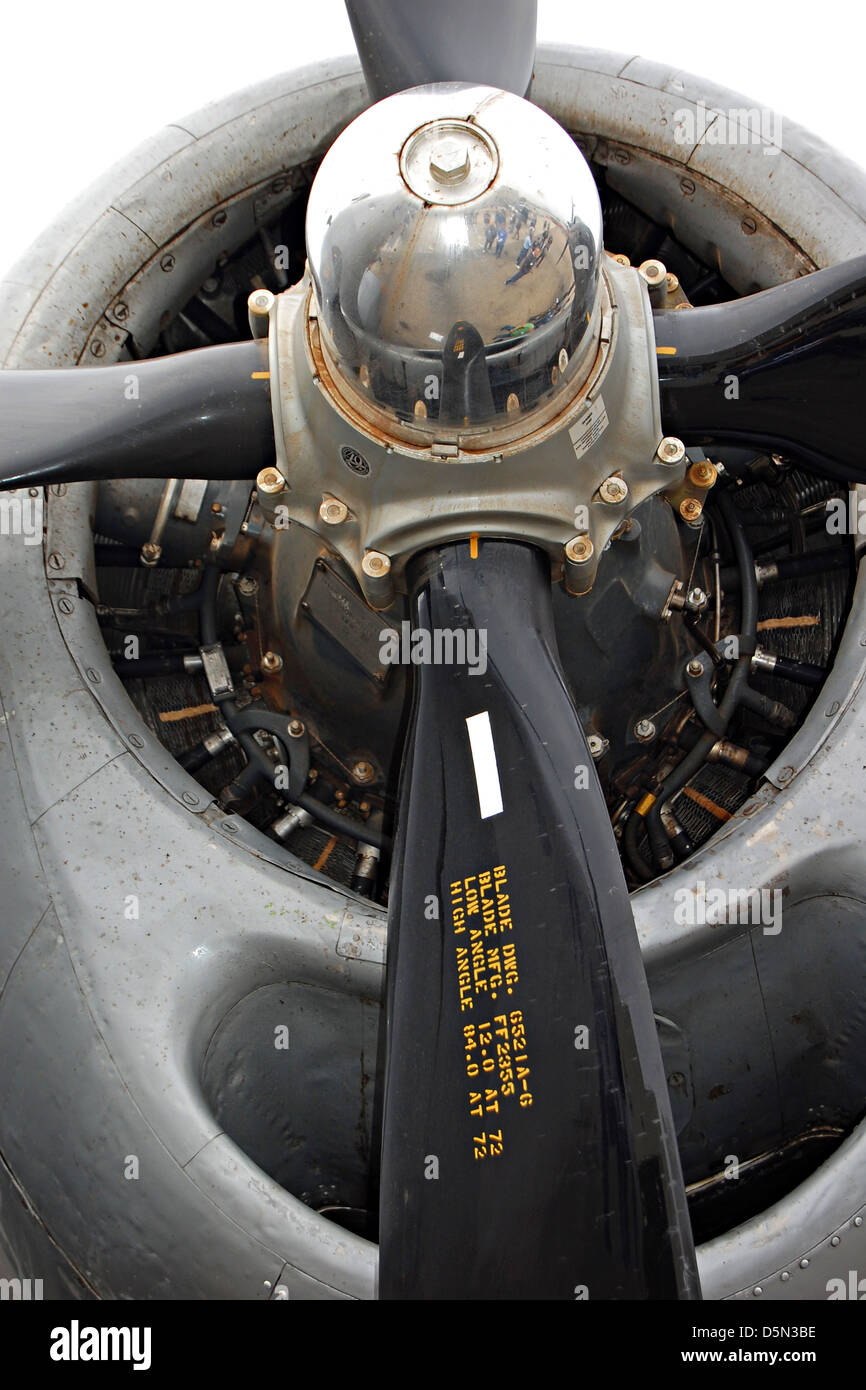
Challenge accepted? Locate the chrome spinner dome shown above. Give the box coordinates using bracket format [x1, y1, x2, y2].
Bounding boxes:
[305, 82, 604, 444]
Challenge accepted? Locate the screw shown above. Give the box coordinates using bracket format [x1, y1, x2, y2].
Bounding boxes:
[160, 253, 176, 272]
[319, 496, 349, 526]
[686, 659, 704, 678]
[261, 650, 283, 673]
[256, 467, 285, 495]
[741, 215, 758, 235]
[777, 765, 794, 783]
[182, 790, 199, 807]
[47, 552, 64, 569]
[565, 535, 594, 565]
[85, 667, 102, 684]
[114, 301, 129, 321]
[679, 498, 703, 524]
[90, 340, 106, 358]
[57, 597, 74, 615]
[680, 177, 696, 195]
[613, 148, 630, 165]
[129, 733, 144, 749]
[352, 760, 375, 784]
[287, 719, 305, 738]
[238, 576, 258, 596]
[50, 484, 67, 497]
[429, 139, 470, 184]
[665, 272, 679, 293]
[634, 718, 656, 742]
[587, 733, 608, 760]
[211, 210, 227, 228]
[657, 436, 686, 465]
[599, 475, 628, 505]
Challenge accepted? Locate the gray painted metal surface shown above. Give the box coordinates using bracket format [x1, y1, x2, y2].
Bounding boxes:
[1, 46, 865, 1300]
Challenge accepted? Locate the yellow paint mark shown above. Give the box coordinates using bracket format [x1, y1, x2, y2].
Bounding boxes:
[313, 834, 338, 871]
[655, 346, 677, 356]
[469, 533, 479, 559]
[635, 792, 657, 817]
[682, 787, 732, 821]
[159, 703, 217, 723]
[251, 370, 270, 379]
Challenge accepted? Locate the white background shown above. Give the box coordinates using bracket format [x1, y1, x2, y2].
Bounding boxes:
[0, 0, 861, 278]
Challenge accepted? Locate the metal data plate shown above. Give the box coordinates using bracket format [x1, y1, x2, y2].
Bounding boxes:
[301, 559, 390, 685]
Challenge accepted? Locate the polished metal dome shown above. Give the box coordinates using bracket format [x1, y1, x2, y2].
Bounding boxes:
[305, 82, 604, 443]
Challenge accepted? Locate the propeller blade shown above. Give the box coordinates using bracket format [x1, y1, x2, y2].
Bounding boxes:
[345, 0, 536, 101]
[0, 340, 274, 490]
[656, 255, 866, 483]
[379, 538, 699, 1300]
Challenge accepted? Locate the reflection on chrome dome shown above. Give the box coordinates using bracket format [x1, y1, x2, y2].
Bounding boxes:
[305, 83, 604, 441]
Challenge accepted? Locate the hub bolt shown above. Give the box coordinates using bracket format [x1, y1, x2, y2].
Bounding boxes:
[634, 719, 656, 742]
[319, 496, 349, 525]
[257, 467, 286, 495]
[599, 475, 629, 505]
[657, 436, 686, 465]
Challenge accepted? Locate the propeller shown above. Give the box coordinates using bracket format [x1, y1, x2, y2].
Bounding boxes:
[345, 0, 537, 101]
[655, 254, 866, 484]
[0, 340, 273, 489]
[379, 538, 699, 1298]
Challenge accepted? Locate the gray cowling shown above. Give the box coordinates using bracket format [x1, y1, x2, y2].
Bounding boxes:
[1, 48, 866, 1300]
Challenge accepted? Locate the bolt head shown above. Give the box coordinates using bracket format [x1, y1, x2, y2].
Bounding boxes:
[639, 259, 666, 287]
[362, 550, 391, 577]
[257, 467, 285, 495]
[429, 139, 471, 184]
[287, 719, 305, 738]
[634, 719, 656, 742]
[689, 586, 707, 608]
[599, 475, 628, 505]
[679, 498, 703, 524]
[657, 436, 686, 465]
[319, 497, 349, 526]
[686, 658, 704, 678]
[352, 760, 375, 784]
[248, 289, 274, 316]
[261, 651, 283, 673]
[140, 542, 161, 567]
[565, 535, 594, 565]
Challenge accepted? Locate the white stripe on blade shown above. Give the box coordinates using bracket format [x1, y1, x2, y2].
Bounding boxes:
[465, 711, 504, 819]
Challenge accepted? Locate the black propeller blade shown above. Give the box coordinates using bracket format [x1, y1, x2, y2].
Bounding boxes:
[379, 538, 700, 1300]
[0, 340, 273, 490]
[657, 254, 866, 483]
[345, 0, 537, 101]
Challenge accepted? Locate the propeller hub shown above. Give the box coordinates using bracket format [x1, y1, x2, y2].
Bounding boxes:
[305, 82, 604, 443]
